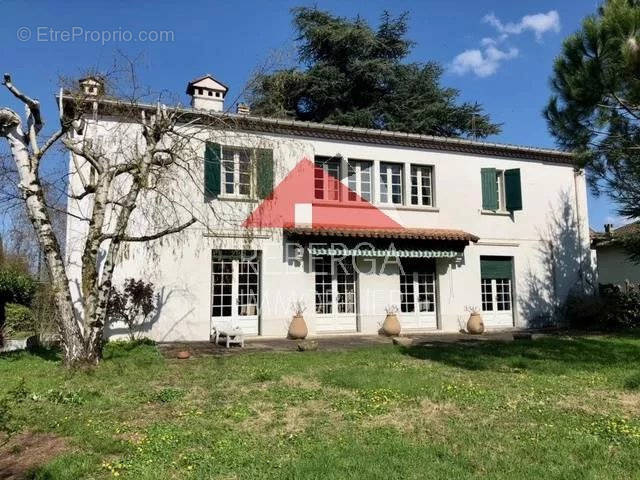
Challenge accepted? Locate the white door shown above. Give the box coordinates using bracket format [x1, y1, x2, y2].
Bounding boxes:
[314, 257, 358, 333]
[481, 278, 514, 328]
[211, 251, 260, 335]
[400, 271, 437, 330]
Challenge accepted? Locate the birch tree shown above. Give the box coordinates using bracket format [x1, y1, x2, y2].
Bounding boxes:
[0, 73, 217, 365]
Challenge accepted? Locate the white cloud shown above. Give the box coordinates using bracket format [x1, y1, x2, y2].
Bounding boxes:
[483, 10, 560, 41]
[451, 46, 519, 77]
[450, 10, 560, 77]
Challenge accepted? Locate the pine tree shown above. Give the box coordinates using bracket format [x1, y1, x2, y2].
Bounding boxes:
[545, 0, 640, 254]
[250, 8, 500, 139]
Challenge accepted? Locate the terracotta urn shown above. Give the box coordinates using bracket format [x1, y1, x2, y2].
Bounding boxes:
[288, 314, 308, 339]
[176, 350, 191, 359]
[467, 313, 485, 334]
[381, 313, 401, 336]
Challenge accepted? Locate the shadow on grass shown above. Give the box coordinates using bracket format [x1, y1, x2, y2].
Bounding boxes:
[400, 334, 640, 374]
[0, 346, 61, 362]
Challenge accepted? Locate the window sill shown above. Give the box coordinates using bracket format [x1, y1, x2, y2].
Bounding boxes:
[480, 210, 511, 216]
[380, 204, 439, 213]
[217, 195, 259, 203]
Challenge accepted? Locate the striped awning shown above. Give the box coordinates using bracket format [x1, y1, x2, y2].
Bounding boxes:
[308, 246, 460, 258]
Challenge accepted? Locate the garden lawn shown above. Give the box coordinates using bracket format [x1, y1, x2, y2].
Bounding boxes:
[2, 334, 640, 479]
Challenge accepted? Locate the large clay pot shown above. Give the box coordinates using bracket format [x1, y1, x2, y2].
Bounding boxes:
[288, 315, 308, 339]
[381, 313, 401, 336]
[467, 313, 485, 334]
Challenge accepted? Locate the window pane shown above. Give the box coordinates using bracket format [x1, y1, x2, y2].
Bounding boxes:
[400, 274, 415, 313]
[314, 257, 333, 314]
[411, 165, 433, 206]
[380, 162, 403, 204]
[481, 278, 493, 311]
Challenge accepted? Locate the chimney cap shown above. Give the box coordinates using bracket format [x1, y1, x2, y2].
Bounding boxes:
[186, 74, 229, 96]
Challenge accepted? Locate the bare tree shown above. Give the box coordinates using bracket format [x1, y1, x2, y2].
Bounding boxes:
[0, 72, 220, 365]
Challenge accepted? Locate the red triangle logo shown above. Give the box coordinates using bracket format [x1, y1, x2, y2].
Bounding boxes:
[243, 158, 402, 229]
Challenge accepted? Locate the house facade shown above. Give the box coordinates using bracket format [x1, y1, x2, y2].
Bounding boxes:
[591, 222, 640, 285]
[64, 75, 594, 341]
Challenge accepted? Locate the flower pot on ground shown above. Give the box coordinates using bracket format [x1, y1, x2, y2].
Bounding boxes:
[467, 312, 485, 334]
[288, 314, 308, 339]
[381, 305, 401, 336]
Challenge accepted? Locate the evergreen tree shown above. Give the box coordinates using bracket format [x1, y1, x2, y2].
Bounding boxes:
[250, 8, 500, 138]
[545, 0, 640, 255]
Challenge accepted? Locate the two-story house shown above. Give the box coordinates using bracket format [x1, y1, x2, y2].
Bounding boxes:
[64, 74, 594, 341]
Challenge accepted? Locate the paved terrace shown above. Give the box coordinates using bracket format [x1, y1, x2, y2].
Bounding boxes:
[158, 330, 549, 358]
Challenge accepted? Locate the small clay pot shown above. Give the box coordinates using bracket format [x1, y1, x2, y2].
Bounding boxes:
[176, 350, 191, 359]
[381, 313, 401, 336]
[467, 313, 485, 334]
[288, 315, 308, 339]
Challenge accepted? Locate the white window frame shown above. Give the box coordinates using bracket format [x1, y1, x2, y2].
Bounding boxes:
[480, 278, 512, 312]
[314, 157, 342, 201]
[221, 147, 253, 198]
[346, 159, 373, 202]
[211, 251, 260, 320]
[410, 164, 434, 207]
[314, 257, 357, 316]
[495, 170, 507, 212]
[400, 271, 436, 313]
[379, 162, 404, 205]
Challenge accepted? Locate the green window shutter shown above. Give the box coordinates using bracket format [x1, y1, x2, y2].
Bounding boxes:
[255, 148, 274, 199]
[481, 168, 498, 211]
[480, 256, 513, 279]
[505, 168, 523, 211]
[204, 142, 221, 199]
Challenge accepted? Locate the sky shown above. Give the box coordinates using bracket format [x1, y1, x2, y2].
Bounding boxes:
[0, 0, 624, 231]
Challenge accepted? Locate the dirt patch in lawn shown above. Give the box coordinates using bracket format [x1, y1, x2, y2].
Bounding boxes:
[0, 432, 68, 480]
[368, 399, 459, 433]
[619, 392, 640, 417]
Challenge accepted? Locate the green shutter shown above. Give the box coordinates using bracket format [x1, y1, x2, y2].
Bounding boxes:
[255, 148, 274, 199]
[481, 168, 498, 211]
[505, 168, 523, 211]
[204, 142, 221, 199]
[480, 256, 513, 279]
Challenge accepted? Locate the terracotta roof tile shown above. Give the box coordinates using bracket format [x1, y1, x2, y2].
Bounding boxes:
[283, 225, 479, 243]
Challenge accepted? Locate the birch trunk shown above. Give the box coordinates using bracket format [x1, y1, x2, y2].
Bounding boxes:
[3, 121, 88, 364]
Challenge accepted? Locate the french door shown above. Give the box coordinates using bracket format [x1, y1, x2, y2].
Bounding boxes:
[481, 278, 514, 327]
[211, 251, 260, 335]
[314, 257, 358, 333]
[400, 270, 438, 330]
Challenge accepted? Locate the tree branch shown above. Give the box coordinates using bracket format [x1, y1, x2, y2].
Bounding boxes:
[100, 217, 197, 243]
[2, 74, 43, 133]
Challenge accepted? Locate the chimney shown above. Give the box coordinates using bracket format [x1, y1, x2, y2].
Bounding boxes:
[604, 223, 614, 234]
[78, 76, 104, 97]
[186, 74, 228, 112]
[236, 102, 250, 115]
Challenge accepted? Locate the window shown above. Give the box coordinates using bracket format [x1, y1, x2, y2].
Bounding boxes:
[314, 156, 341, 201]
[410, 165, 433, 206]
[380, 162, 403, 204]
[347, 160, 373, 202]
[222, 147, 252, 197]
[211, 251, 260, 319]
[401, 272, 436, 313]
[481, 168, 522, 212]
[314, 257, 357, 315]
[480, 256, 513, 313]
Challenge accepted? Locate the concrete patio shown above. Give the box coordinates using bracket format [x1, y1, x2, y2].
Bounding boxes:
[158, 329, 547, 358]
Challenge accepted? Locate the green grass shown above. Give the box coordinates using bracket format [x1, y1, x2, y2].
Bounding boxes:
[2, 335, 640, 479]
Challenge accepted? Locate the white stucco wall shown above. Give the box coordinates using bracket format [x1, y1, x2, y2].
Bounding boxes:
[65, 118, 594, 340]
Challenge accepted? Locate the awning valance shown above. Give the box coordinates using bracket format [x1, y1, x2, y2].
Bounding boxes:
[309, 246, 460, 258]
[285, 225, 479, 243]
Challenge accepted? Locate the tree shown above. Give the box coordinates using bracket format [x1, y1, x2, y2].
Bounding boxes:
[249, 7, 500, 138]
[545, 0, 640, 256]
[0, 69, 221, 365]
[106, 279, 156, 341]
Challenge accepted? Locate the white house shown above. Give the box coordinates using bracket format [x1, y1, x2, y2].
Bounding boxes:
[63, 75, 594, 341]
[591, 222, 640, 285]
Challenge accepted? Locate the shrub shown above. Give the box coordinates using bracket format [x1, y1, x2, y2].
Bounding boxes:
[0, 268, 37, 346]
[563, 283, 640, 330]
[4, 303, 35, 336]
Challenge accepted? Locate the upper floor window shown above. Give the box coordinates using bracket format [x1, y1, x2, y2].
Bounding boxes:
[347, 160, 373, 202]
[314, 156, 341, 201]
[481, 168, 522, 212]
[222, 147, 252, 197]
[410, 165, 433, 207]
[380, 162, 403, 205]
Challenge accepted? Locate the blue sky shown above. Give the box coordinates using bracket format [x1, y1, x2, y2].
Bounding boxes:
[0, 0, 622, 230]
